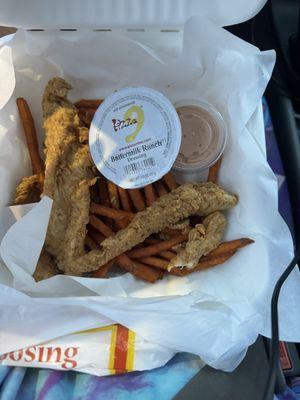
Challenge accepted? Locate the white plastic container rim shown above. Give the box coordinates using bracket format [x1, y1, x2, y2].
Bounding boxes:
[0, 0, 268, 30]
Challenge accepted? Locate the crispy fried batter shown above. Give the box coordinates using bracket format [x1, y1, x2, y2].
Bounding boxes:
[42, 77, 95, 274]
[33, 249, 60, 281]
[14, 174, 42, 205]
[169, 219, 191, 231]
[167, 211, 226, 270]
[69, 183, 237, 274]
[159, 218, 191, 240]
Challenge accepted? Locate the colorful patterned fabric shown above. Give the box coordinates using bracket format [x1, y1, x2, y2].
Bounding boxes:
[0, 354, 203, 400]
[0, 99, 296, 399]
[289, 377, 300, 399]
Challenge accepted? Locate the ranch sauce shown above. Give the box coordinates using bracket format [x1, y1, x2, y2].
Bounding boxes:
[173, 100, 227, 182]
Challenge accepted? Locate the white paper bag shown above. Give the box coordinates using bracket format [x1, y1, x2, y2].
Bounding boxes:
[0, 16, 299, 374]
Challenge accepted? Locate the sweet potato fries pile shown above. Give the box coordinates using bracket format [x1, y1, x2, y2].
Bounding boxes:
[14, 82, 254, 283]
[86, 175, 253, 282]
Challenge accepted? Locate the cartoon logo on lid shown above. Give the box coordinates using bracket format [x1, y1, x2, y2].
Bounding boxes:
[112, 105, 145, 143]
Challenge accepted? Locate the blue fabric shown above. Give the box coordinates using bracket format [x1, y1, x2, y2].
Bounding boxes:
[0, 368, 26, 400]
[277, 387, 298, 400]
[1, 354, 202, 400]
[288, 378, 300, 399]
[0, 99, 295, 399]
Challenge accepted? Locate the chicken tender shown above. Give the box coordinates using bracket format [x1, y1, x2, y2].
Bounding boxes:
[14, 175, 42, 205]
[41, 77, 95, 274]
[68, 183, 237, 275]
[168, 211, 226, 270]
[33, 249, 60, 281]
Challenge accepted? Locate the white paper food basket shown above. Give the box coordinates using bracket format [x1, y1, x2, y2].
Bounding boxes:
[0, 0, 299, 378]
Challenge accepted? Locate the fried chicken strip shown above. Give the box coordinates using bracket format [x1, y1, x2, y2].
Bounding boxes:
[68, 183, 237, 274]
[33, 249, 60, 281]
[14, 175, 42, 205]
[167, 211, 226, 270]
[41, 77, 95, 274]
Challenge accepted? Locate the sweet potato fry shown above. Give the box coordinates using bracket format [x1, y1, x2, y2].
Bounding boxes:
[208, 238, 254, 258]
[107, 181, 120, 209]
[135, 244, 176, 260]
[134, 243, 144, 249]
[92, 260, 114, 278]
[78, 110, 93, 127]
[161, 227, 182, 238]
[89, 214, 114, 238]
[158, 250, 177, 261]
[139, 256, 169, 270]
[164, 172, 178, 190]
[118, 187, 133, 211]
[154, 181, 168, 197]
[127, 234, 188, 258]
[144, 237, 160, 245]
[87, 225, 105, 244]
[76, 106, 97, 121]
[85, 235, 100, 251]
[144, 184, 157, 207]
[102, 187, 161, 282]
[16, 98, 44, 183]
[98, 175, 111, 207]
[117, 254, 163, 283]
[77, 106, 97, 115]
[77, 107, 96, 127]
[90, 203, 134, 221]
[107, 181, 128, 229]
[128, 189, 146, 211]
[75, 99, 103, 108]
[169, 251, 236, 276]
[96, 176, 114, 228]
[207, 156, 222, 183]
[90, 183, 100, 203]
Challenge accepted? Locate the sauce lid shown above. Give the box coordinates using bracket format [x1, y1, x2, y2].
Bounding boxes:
[173, 99, 227, 173]
[89, 87, 182, 189]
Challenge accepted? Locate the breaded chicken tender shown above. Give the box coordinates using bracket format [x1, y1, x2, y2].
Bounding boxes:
[167, 211, 226, 270]
[33, 249, 60, 281]
[14, 175, 42, 205]
[68, 183, 237, 275]
[41, 77, 95, 274]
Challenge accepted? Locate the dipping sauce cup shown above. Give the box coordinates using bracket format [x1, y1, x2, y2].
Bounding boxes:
[173, 99, 227, 182]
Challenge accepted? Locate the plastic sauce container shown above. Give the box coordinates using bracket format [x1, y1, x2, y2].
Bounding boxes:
[89, 87, 182, 189]
[172, 99, 227, 183]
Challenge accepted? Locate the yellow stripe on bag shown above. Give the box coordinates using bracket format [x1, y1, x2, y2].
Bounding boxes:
[75, 324, 136, 374]
[125, 329, 136, 371]
[75, 325, 116, 334]
[108, 325, 118, 374]
[75, 324, 118, 374]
